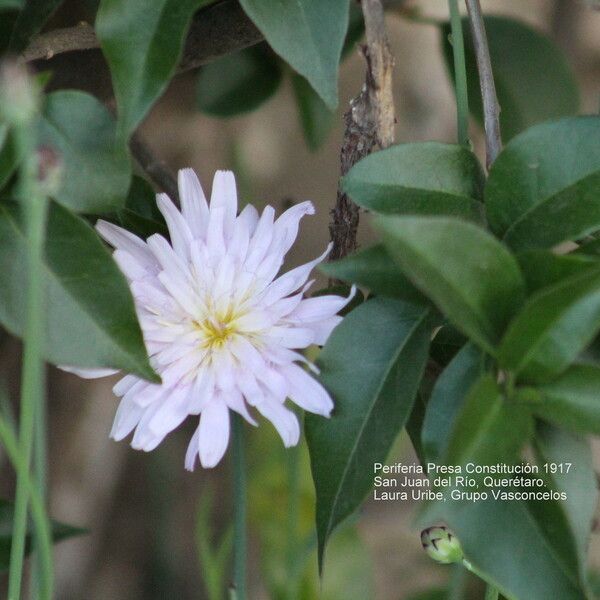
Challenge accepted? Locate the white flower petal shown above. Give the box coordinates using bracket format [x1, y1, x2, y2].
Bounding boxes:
[185, 424, 201, 471]
[96, 220, 158, 271]
[210, 170, 238, 239]
[255, 399, 299, 447]
[59, 366, 119, 379]
[237, 204, 259, 236]
[111, 397, 144, 441]
[199, 398, 230, 468]
[273, 200, 314, 255]
[157, 193, 194, 259]
[261, 244, 332, 306]
[282, 363, 334, 416]
[287, 286, 356, 323]
[178, 168, 209, 238]
[224, 388, 257, 426]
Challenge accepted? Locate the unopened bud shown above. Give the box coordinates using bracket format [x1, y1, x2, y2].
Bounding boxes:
[0, 61, 40, 126]
[36, 146, 62, 196]
[420, 526, 463, 564]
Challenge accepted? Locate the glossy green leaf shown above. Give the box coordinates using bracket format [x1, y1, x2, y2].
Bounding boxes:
[535, 423, 597, 579]
[421, 344, 485, 463]
[38, 91, 131, 214]
[486, 117, 600, 244]
[196, 44, 283, 117]
[291, 73, 334, 151]
[238, 0, 349, 109]
[443, 374, 533, 476]
[343, 143, 484, 221]
[518, 365, 600, 435]
[442, 16, 579, 142]
[0, 498, 84, 571]
[376, 215, 525, 353]
[97, 0, 209, 138]
[517, 250, 599, 294]
[319, 244, 427, 305]
[498, 267, 600, 382]
[8, 0, 63, 52]
[305, 298, 432, 572]
[0, 202, 157, 381]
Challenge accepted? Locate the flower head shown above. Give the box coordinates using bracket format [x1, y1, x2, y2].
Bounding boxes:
[64, 169, 353, 469]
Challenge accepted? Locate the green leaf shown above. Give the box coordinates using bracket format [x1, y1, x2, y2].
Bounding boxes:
[423, 494, 585, 600]
[97, 0, 208, 138]
[0, 202, 157, 381]
[442, 16, 579, 143]
[291, 73, 334, 151]
[429, 326, 467, 367]
[519, 364, 600, 435]
[376, 215, 525, 353]
[535, 423, 597, 579]
[421, 344, 485, 463]
[486, 117, 600, 246]
[8, 0, 64, 52]
[319, 244, 427, 305]
[443, 374, 533, 476]
[196, 44, 283, 117]
[0, 498, 84, 571]
[305, 298, 432, 572]
[238, 0, 349, 109]
[115, 176, 167, 239]
[517, 250, 599, 294]
[38, 91, 131, 214]
[342, 143, 484, 221]
[498, 267, 600, 383]
[0, 125, 17, 190]
[0, 0, 22, 9]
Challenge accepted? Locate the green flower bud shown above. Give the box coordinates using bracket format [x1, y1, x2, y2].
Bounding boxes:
[420, 525, 463, 564]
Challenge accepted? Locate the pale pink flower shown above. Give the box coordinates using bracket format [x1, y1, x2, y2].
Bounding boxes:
[63, 169, 353, 469]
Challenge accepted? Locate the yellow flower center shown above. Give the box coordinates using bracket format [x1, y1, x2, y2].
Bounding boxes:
[195, 307, 240, 351]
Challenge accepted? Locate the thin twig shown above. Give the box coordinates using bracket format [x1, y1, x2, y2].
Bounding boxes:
[329, 0, 395, 262]
[22, 0, 263, 76]
[129, 132, 179, 204]
[465, 0, 501, 168]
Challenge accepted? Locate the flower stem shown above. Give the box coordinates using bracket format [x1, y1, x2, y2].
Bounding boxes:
[232, 413, 247, 600]
[0, 408, 53, 599]
[484, 583, 499, 600]
[285, 431, 301, 600]
[448, 0, 470, 147]
[8, 122, 49, 600]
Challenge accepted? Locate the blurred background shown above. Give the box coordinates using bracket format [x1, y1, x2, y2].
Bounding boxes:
[2, 0, 600, 598]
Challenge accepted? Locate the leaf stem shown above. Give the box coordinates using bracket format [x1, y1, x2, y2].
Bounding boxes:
[448, 0, 470, 147]
[8, 121, 49, 600]
[231, 413, 247, 600]
[464, 0, 502, 168]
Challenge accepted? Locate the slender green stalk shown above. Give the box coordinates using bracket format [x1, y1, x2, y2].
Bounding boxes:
[0, 412, 53, 599]
[232, 414, 247, 600]
[285, 434, 301, 600]
[484, 583, 499, 600]
[30, 389, 49, 598]
[448, 562, 468, 600]
[448, 0, 470, 146]
[8, 122, 49, 600]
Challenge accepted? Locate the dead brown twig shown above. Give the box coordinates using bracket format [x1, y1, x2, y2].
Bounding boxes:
[329, 0, 396, 263]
